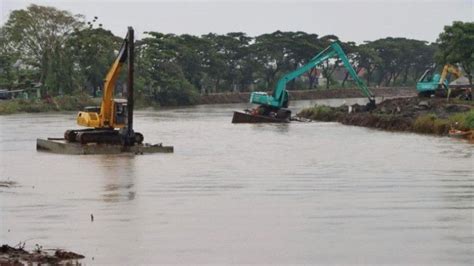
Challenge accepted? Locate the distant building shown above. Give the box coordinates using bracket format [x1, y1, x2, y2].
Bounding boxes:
[331, 68, 366, 83]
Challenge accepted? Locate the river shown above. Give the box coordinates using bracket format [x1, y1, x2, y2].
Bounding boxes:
[0, 99, 473, 265]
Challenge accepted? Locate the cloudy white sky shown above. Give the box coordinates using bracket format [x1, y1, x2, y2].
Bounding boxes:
[1, 0, 472, 43]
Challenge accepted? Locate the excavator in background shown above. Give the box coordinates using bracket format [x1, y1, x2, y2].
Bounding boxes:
[64, 27, 144, 145]
[416, 64, 462, 97]
[232, 41, 376, 123]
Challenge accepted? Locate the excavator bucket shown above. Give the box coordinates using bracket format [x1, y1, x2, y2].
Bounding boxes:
[231, 111, 290, 123]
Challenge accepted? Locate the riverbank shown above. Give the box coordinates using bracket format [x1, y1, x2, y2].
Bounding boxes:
[0, 95, 97, 115]
[0, 87, 415, 115]
[198, 87, 416, 104]
[297, 97, 474, 137]
[0, 244, 84, 264]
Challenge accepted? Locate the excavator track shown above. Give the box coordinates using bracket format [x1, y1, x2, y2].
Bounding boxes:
[64, 129, 95, 142]
[75, 130, 121, 145]
[64, 129, 144, 145]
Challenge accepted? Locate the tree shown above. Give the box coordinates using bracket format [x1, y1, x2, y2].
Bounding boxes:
[137, 32, 199, 105]
[338, 41, 359, 87]
[218, 32, 252, 92]
[67, 26, 121, 96]
[175, 34, 208, 92]
[0, 26, 17, 88]
[253, 31, 294, 89]
[285, 32, 322, 90]
[319, 35, 340, 89]
[3, 4, 83, 94]
[436, 21, 474, 86]
[354, 43, 381, 87]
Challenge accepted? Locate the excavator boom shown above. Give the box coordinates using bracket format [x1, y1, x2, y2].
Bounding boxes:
[100, 38, 129, 127]
[439, 64, 462, 85]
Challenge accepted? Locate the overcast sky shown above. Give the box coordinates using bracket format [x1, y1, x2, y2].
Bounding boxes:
[1, 0, 472, 43]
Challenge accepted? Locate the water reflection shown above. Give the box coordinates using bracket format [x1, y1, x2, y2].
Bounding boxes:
[250, 123, 290, 133]
[97, 155, 137, 203]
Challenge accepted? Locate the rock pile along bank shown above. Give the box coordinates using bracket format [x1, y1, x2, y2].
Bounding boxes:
[297, 97, 474, 136]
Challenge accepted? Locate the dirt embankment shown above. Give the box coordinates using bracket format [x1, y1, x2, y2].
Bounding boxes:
[198, 87, 416, 105]
[0, 244, 84, 265]
[297, 97, 474, 136]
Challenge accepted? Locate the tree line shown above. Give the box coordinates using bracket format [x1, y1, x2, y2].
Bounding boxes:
[0, 4, 472, 106]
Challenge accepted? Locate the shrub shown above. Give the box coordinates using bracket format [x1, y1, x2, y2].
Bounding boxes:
[413, 114, 437, 134]
[413, 114, 451, 135]
[433, 118, 450, 134]
[0, 94, 96, 115]
[0, 100, 20, 114]
[298, 105, 338, 121]
[153, 80, 200, 106]
[463, 110, 474, 129]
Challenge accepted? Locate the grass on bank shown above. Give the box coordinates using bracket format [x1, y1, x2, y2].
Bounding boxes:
[413, 110, 474, 134]
[299, 104, 474, 135]
[0, 94, 96, 115]
[297, 105, 343, 121]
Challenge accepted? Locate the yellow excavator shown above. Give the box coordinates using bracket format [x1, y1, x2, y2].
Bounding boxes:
[416, 64, 463, 97]
[64, 27, 143, 145]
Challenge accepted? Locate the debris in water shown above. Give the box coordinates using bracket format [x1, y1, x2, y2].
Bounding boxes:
[0, 244, 84, 265]
[0, 180, 16, 188]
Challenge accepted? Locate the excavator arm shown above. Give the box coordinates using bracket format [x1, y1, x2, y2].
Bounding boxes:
[99, 34, 129, 127]
[76, 29, 130, 129]
[250, 42, 375, 109]
[439, 64, 462, 87]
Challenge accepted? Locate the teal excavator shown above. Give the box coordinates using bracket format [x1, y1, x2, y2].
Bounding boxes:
[232, 42, 376, 123]
[416, 64, 462, 97]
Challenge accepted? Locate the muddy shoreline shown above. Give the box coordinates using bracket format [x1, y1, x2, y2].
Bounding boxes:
[297, 97, 474, 138]
[0, 244, 84, 265]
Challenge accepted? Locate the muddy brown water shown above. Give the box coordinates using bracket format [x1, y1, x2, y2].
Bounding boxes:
[1, 99, 473, 265]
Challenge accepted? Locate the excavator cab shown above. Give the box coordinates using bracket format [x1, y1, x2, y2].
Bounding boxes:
[113, 99, 128, 126]
[417, 64, 462, 96]
[77, 99, 128, 128]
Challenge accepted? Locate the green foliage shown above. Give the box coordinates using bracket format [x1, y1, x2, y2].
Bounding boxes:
[0, 100, 20, 114]
[464, 110, 474, 129]
[413, 113, 466, 135]
[0, 4, 461, 112]
[67, 27, 121, 96]
[154, 80, 199, 106]
[413, 114, 439, 134]
[449, 110, 474, 130]
[448, 112, 468, 129]
[3, 4, 84, 94]
[139, 59, 199, 106]
[436, 21, 474, 86]
[0, 94, 95, 114]
[366, 37, 435, 86]
[297, 105, 340, 121]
